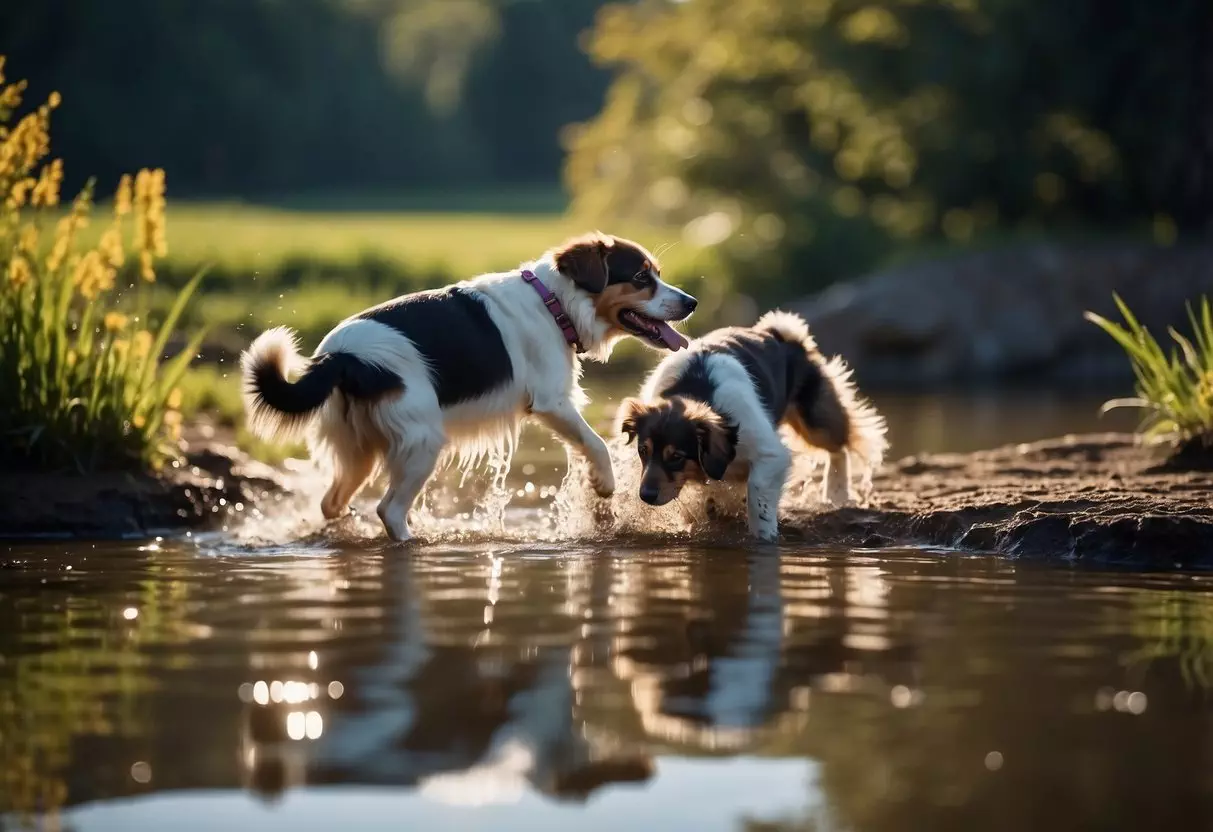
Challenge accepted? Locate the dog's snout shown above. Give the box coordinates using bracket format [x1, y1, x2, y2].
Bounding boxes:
[673, 288, 698, 319]
[639, 484, 661, 505]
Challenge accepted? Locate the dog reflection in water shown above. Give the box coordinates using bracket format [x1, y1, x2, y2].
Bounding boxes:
[237, 647, 652, 804]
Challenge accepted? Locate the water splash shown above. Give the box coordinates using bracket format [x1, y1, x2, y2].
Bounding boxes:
[214, 428, 878, 550]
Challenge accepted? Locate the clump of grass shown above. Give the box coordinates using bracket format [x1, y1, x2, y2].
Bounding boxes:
[0, 57, 205, 472]
[1086, 293, 1213, 457]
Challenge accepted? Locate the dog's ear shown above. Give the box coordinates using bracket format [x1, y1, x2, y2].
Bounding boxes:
[555, 235, 610, 294]
[696, 418, 737, 480]
[615, 397, 649, 444]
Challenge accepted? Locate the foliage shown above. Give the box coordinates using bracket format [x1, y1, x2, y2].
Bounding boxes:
[0, 0, 609, 197]
[568, 0, 1213, 296]
[1086, 294, 1213, 449]
[0, 58, 205, 472]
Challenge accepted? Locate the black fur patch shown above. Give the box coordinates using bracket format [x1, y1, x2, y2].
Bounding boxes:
[662, 327, 820, 424]
[248, 351, 403, 424]
[358, 287, 514, 407]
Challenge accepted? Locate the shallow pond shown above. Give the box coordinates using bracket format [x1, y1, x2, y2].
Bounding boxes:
[4, 390, 1210, 831]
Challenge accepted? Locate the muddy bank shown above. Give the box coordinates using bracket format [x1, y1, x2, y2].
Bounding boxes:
[788, 432, 1213, 567]
[0, 437, 286, 540]
[3, 428, 1210, 566]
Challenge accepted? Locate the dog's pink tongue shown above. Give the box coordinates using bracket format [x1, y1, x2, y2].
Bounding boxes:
[656, 322, 689, 351]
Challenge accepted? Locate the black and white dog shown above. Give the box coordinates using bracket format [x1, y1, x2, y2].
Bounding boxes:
[616, 311, 887, 541]
[241, 233, 697, 541]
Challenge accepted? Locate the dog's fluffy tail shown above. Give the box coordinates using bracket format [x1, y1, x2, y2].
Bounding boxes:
[817, 355, 889, 469]
[240, 326, 403, 443]
[757, 309, 889, 469]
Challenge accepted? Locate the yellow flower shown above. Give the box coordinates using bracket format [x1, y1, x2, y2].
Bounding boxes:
[72, 250, 100, 294]
[133, 413, 147, 429]
[7, 177, 35, 209]
[139, 249, 155, 283]
[114, 174, 132, 217]
[8, 255, 32, 288]
[133, 330, 153, 358]
[134, 168, 167, 282]
[66, 350, 78, 368]
[99, 226, 124, 267]
[166, 387, 183, 409]
[0, 79, 24, 111]
[31, 158, 63, 208]
[46, 192, 92, 273]
[104, 311, 128, 332]
[47, 90, 61, 109]
[112, 339, 130, 360]
[18, 223, 38, 254]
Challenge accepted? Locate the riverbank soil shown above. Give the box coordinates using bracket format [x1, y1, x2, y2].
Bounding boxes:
[788, 432, 1213, 567]
[0, 432, 284, 540]
[3, 428, 1210, 567]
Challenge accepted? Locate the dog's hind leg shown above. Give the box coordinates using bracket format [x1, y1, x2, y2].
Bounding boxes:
[788, 380, 853, 507]
[377, 437, 443, 542]
[321, 448, 376, 520]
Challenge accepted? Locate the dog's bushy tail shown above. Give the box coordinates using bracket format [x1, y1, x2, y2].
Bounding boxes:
[240, 326, 403, 443]
[756, 309, 889, 470]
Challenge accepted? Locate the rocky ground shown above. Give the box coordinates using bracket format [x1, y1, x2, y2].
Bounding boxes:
[0, 428, 286, 540]
[3, 428, 1211, 569]
[786, 432, 1213, 567]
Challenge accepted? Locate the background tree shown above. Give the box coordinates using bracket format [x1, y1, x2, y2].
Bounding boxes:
[566, 0, 1213, 297]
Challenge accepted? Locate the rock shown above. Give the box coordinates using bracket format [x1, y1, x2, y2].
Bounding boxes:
[788, 242, 1213, 386]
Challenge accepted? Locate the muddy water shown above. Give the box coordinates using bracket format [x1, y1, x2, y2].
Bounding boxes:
[2, 391, 1207, 831]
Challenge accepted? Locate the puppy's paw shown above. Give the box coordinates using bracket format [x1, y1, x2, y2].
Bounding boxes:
[823, 489, 856, 509]
[750, 526, 780, 543]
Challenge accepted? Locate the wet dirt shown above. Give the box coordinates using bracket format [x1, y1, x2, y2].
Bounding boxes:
[787, 432, 1213, 567]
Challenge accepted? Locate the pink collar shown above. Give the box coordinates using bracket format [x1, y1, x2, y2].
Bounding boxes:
[521, 269, 585, 353]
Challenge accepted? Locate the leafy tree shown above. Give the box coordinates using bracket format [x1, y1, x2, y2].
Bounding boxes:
[567, 0, 1213, 296]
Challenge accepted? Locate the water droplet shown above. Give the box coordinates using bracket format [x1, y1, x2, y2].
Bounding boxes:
[984, 751, 1004, 771]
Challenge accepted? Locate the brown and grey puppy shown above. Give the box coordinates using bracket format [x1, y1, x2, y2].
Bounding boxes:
[615, 311, 887, 541]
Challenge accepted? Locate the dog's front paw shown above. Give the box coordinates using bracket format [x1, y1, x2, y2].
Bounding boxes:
[591, 466, 616, 499]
